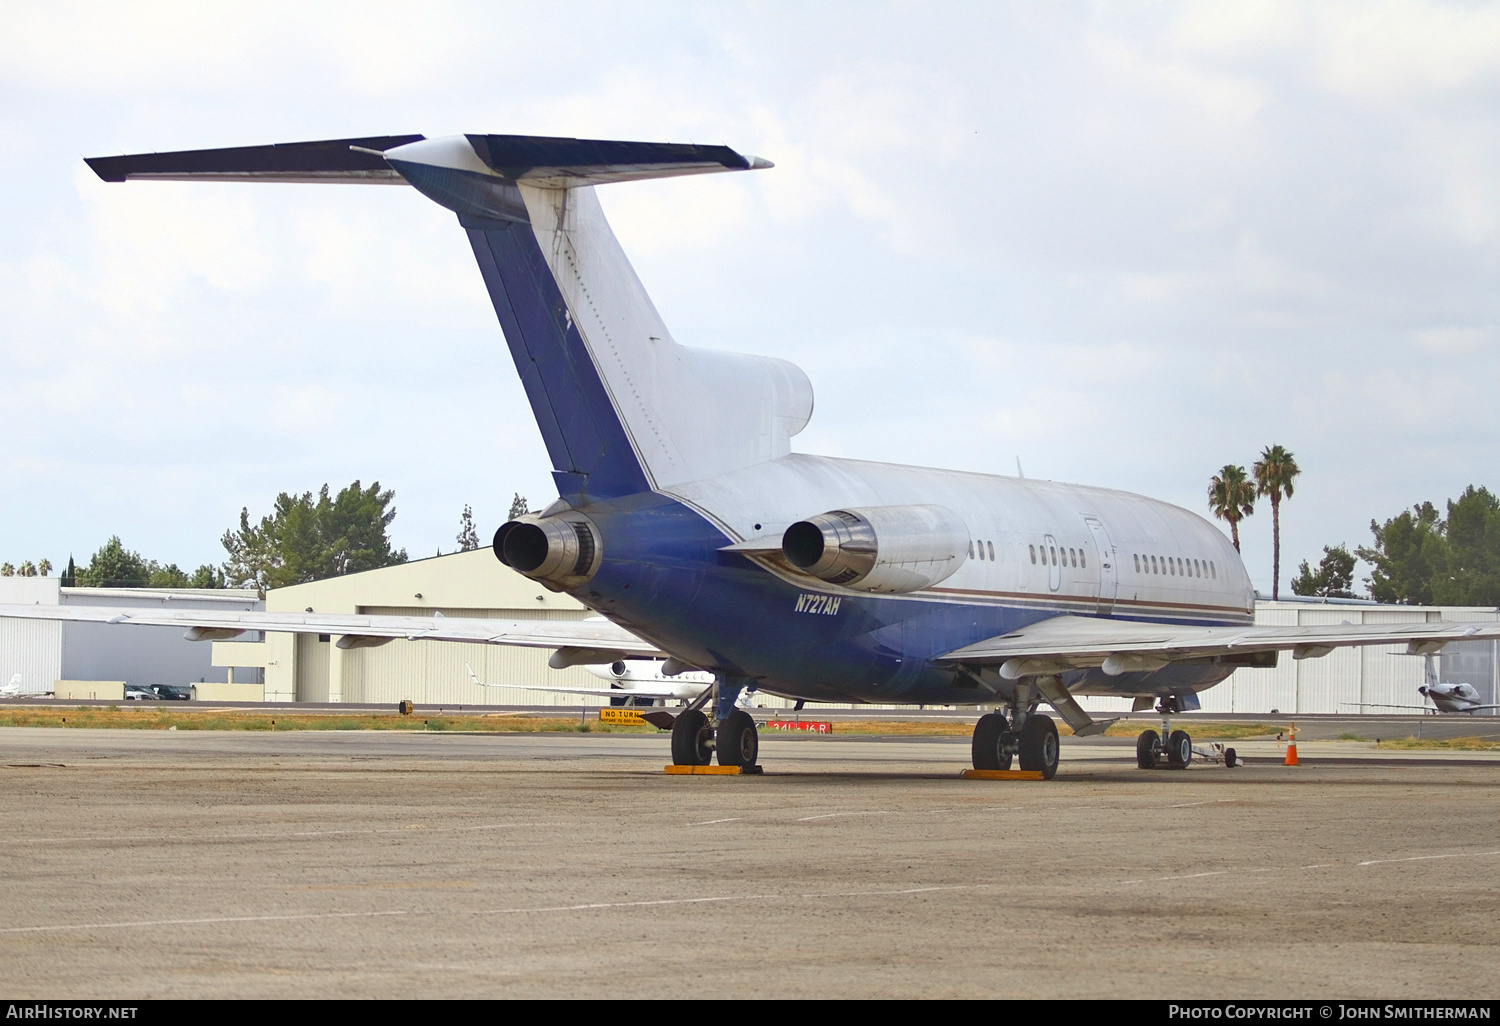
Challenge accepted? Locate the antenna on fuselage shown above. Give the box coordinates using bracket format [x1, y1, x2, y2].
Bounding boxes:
[1016, 457, 1025, 479]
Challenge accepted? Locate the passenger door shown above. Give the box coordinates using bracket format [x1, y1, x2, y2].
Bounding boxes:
[1084, 515, 1117, 616]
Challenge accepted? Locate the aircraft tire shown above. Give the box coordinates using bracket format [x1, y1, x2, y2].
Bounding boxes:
[1167, 729, 1192, 769]
[970, 713, 1011, 771]
[1136, 729, 1160, 770]
[1018, 714, 1059, 780]
[1224, 747, 1237, 768]
[670, 709, 713, 766]
[717, 710, 759, 767]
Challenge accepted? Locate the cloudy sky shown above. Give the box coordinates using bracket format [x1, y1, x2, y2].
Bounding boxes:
[2, 1, 1498, 594]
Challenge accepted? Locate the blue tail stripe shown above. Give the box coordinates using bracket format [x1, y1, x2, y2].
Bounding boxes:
[461, 214, 651, 505]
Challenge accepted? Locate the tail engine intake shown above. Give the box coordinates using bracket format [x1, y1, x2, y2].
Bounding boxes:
[781, 504, 969, 593]
[494, 512, 602, 591]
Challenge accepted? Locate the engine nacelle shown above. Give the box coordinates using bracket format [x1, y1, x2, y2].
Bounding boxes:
[493, 512, 602, 592]
[781, 504, 969, 593]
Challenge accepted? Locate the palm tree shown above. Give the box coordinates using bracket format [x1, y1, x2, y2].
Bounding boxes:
[1253, 444, 1301, 600]
[1208, 465, 1256, 552]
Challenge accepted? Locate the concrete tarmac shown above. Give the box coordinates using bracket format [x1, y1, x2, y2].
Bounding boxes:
[2, 726, 1499, 999]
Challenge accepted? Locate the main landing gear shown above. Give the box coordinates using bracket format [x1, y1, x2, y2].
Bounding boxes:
[971, 683, 1060, 780]
[1135, 697, 1237, 770]
[669, 677, 760, 770]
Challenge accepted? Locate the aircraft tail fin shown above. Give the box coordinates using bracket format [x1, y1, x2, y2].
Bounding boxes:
[88, 133, 809, 507]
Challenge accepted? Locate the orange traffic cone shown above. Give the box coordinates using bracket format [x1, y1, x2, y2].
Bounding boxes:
[1284, 722, 1299, 766]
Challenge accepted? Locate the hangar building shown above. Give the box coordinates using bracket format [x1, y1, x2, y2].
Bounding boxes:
[0, 577, 262, 693]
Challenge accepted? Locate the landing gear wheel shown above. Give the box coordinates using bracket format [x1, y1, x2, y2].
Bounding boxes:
[1018, 714, 1060, 780]
[1136, 729, 1160, 770]
[1167, 729, 1192, 769]
[1224, 747, 1238, 768]
[717, 710, 759, 767]
[971, 713, 1012, 771]
[670, 709, 712, 766]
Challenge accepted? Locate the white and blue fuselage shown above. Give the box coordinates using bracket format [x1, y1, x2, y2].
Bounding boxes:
[360, 136, 1255, 708]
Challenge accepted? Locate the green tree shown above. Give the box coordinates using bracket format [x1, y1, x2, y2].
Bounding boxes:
[1253, 444, 1301, 600]
[457, 505, 480, 551]
[1208, 464, 1256, 552]
[221, 480, 408, 594]
[18, 561, 36, 577]
[61, 556, 76, 587]
[75, 536, 152, 588]
[0, 563, 12, 577]
[37, 559, 52, 577]
[508, 493, 529, 521]
[1357, 502, 1446, 605]
[1436, 486, 1500, 605]
[1291, 544, 1357, 598]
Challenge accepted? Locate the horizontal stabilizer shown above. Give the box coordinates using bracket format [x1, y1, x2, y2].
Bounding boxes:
[85, 135, 425, 183]
[465, 134, 771, 187]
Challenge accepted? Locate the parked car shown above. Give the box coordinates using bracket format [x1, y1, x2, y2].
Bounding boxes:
[148, 684, 191, 701]
[124, 685, 154, 701]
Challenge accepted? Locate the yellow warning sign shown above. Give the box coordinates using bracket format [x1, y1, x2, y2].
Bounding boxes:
[599, 708, 647, 726]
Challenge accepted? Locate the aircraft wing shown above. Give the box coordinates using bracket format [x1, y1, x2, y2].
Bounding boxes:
[1342, 702, 1437, 712]
[0, 603, 662, 657]
[939, 615, 1500, 679]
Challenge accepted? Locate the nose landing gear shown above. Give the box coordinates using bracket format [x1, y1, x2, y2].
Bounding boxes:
[1134, 696, 1238, 769]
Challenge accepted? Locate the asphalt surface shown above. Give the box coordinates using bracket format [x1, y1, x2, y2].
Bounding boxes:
[2, 726, 1498, 999]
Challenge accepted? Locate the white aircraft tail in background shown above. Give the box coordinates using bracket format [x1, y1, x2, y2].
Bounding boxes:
[0, 674, 49, 699]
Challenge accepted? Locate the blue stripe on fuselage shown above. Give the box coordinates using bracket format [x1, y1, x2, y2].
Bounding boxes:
[571, 493, 1239, 705]
[461, 212, 651, 505]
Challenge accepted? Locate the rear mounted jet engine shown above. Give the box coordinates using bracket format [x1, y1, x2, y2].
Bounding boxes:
[493, 512, 602, 592]
[781, 505, 970, 593]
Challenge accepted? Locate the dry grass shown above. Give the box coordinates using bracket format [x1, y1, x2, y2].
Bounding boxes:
[0, 706, 661, 734]
[1375, 735, 1500, 751]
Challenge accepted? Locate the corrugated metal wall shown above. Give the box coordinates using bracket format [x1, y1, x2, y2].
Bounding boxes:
[296, 606, 603, 706]
[0, 617, 61, 694]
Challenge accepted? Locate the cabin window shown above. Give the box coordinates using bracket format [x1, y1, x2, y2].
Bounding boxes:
[1133, 554, 1140, 572]
[1210, 561, 1216, 579]
[968, 541, 974, 559]
[1080, 549, 1086, 569]
[1069, 548, 1077, 567]
[1150, 555, 1157, 574]
[1049, 546, 1057, 565]
[1178, 557, 1185, 576]
[1029, 545, 1037, 564]
[1195, 559, 1201, 577]
[1168, 557, 1175, 576]
[987, 541, 995, 561]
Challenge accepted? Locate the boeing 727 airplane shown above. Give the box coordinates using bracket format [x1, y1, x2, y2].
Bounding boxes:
[4, 132, 1499, 777]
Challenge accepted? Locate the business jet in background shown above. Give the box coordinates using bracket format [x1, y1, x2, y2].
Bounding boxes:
[4, 132, 1500, 779]
[1347, 655, 1500, 715]
[466, 660, 720, 709]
